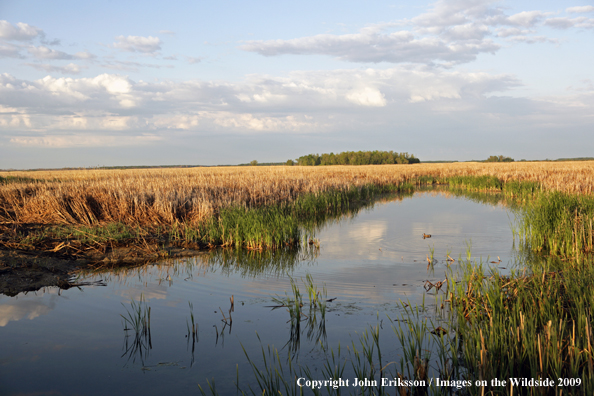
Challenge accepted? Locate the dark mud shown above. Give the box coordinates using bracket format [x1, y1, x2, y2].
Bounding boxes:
[0, 245, 204, 296]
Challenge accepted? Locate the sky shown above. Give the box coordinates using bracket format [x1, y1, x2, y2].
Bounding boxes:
[0, 0, 593, 169]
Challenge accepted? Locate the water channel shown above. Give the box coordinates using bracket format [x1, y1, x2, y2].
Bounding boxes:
[0, 189, 522, 395]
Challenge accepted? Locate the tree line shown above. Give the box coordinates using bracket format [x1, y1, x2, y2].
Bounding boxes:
[288, 151, 420, 166]
[485, 155, 514, 162]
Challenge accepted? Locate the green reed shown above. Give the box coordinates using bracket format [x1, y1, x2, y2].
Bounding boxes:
[120, 295, 152, 365]
[445, 254, 594, 395]
[515, 191, 594, 257]
[194, 183, 413, 249]
[446, 175, 503, 191]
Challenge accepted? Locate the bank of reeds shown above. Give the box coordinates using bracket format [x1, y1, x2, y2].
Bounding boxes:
[444, 254, 594, 395]
[1, 162, 593, 227]
[516, 191, 594, 257]
[1, 162, 593, 254]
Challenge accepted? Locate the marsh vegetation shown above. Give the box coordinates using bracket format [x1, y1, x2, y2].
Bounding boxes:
[1, 162, 594, 394]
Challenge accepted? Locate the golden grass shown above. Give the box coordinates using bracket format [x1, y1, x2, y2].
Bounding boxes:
[1, 161, 593, 227]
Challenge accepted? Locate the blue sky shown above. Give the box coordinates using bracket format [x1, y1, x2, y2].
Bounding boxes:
[0, 0, 593, 168]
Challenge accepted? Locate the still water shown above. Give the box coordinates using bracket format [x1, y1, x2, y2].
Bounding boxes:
[0, 190, 518, 395]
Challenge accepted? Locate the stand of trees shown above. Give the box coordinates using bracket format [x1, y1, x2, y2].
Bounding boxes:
[485, 155, 514, 162]
[292, 151, 420, 166]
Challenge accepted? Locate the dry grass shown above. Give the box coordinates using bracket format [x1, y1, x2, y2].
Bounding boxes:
[1, 162, 593, 228]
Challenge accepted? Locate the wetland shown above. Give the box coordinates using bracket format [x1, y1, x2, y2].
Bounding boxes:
[2, 163, 594, 395]
[2, 188, 521, 395]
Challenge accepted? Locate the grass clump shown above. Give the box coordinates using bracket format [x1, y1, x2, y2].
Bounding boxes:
[517, 191, 594, 257]
[194, 183, 411, 249]
[503, 179, 541, 199]
[446, 175, 503, 191]
[121, 295, 152, 365]
[0, 175, 42, 184]
[445, 256, 594, 395]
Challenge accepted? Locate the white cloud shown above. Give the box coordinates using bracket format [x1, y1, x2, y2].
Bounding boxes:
[495, 27, 532, 38]
[0, 68, 521, 137]
[241, 30, 500, 65]
[27, 45, 74, 60]
[241, 1, 590, 65]
[113, 35, 162, 53]
[25, 63, 84, 74]
[544, 17, 594, 30]
[10, 133, 162, 147]
[505, 35, 558, 44]
[0, 20, 43, 41]
[442, 23, 490, 40]
[506, 11, 548, 27]
[0, 42, 23, 58]
[566, 6, 594, 14]
[0, 299, 55, 326]
[412, 0, 498, 28]
[74, 51, 96, 59]
[346, 87, 386, 106]
[99, 60, 175, 72]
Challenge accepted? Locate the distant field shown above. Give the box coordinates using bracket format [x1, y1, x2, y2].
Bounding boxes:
[1, 161, 593, 228]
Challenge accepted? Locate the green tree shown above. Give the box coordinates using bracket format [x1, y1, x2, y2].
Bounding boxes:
[486, 155, 514, 163]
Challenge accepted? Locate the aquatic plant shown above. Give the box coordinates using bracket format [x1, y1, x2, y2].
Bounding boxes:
[516, 190, 594, 257]
[120, 295, 152, 365]
[269, 275, 328, 354]
[445, 253, 594, 394]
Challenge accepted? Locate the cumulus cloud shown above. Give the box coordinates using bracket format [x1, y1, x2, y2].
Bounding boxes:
[113, 35, 162, 53]
[346, 87, 387, 106]
[241, 1, 593, 65]
[0, 20, 43, 41]
[0, 73, 138, 111]
[240, 0, 512, 65]
[1, 68, 592, 159]
[0, 68, 521, 139]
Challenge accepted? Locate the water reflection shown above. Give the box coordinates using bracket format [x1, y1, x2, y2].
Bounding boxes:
[0, 189, 525, 396]
[120, 297, 153, 366]
[0, 294, 58, 326]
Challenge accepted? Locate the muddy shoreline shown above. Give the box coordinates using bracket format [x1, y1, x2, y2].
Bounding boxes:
[0, 244, 206, 297]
